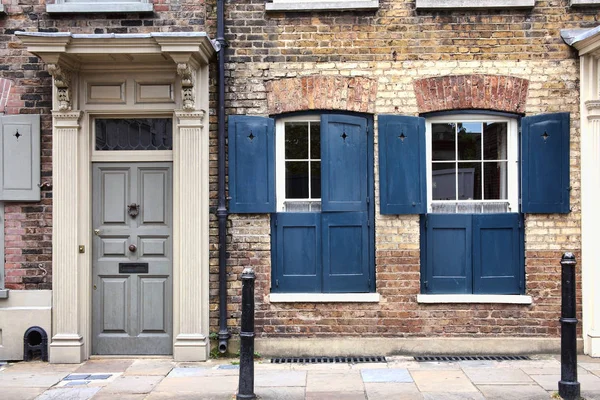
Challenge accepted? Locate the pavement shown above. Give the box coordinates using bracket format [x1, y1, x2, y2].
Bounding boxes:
[2, 354, 600, 399]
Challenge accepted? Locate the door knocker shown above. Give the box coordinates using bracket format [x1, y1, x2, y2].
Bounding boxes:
[127, 203, 140, 218]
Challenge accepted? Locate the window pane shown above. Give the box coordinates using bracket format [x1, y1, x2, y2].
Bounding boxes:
[286, 161, 309, 199]
[458, 122, 482, 160]
[311, 161, 321, 199]
[432, 162, 456, 200]
[457, 162, 482, 200]
[432, 123, 456, 161]
[285, 122, 309, 159]
[310, 122, 321, 159]
[483, 122, 508, 160]
[95, 118, 172, 151]
[484, 161, 508, 200]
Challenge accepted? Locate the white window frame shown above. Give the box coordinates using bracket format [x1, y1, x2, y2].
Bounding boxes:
[275, 115, 321, 212]
[265, 0, 379, 12]
[47, 0, 153, 14]
[425, 114, 519, 213]
[415, 0, 534, 9]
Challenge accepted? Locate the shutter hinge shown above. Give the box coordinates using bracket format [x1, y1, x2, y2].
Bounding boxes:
[424, 280, 428, 289]
[518, 218, 522, 228]
[366, 196, 370, 205]
[276, 279, 279, 287]
[424, 215, 428, 228]
[367, 216, 370, 227]
[274, 215, 278, 226]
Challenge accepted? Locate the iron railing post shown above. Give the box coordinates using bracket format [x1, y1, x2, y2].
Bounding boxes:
[559, 252, 580, 400]
[237, 267, 256, 400]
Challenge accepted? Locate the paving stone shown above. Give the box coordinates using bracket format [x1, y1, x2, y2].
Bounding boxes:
[0, 387, 46, 400]
[306, 391, 366, 400]
[101, 375, 163, 394]
[411, 370, 478, 393]
[350, 362, 389, 370]
[123, 359, 174, 376]
[291, 362, 352, 371]
[88, 374, 112, 380]
[458, 360, 499, 368]
[64, 374, 91, 381]
[578, 355, 600, 363]
[529, 373, 600, 391]
[5, 361, 80, 373]
[521, 365, 590, 375]
[36, 387, 101, 400]
[364, 382, 423, 400]
[65, 380, 90, 386]
[255, 370, 306, 387]
[361, 368, 413, 383]
[92, 393, 147, 400]
[582, 391, 600, 400]
[422, 392, 485, 400]
[406, 362, 461, 370]
[218, 364, 240, 370]
[0, 372, 68, 388]
[167, 367, 211, 377]
[146, 392, 231, 400]
[154, 375, 238, 393]
[477, 384, 551, 400]
[306, 370, 364, 392]
[254, 387, 306, 400]
[75, 359, 134, 373]
[462, 367, 533, 384]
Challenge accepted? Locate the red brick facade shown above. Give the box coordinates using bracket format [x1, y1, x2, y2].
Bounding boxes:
[414, 75, 529, 114]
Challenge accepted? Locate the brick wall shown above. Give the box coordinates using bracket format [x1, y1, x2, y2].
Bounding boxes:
[1, 0, 588, 338]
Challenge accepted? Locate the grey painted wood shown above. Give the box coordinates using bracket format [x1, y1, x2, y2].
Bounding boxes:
[0, 201, 4, 290]
[92, 162, 173, 355]
[0, 115, 40, 201]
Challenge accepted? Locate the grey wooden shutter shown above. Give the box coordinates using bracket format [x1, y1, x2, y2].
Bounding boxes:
[0, 115, 41, 201]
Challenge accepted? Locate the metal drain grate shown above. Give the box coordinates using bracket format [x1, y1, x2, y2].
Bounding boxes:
[414, 355, 531, 362]
[270, 356, 386, 364]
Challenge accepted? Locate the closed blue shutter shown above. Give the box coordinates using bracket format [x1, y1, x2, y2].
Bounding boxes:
[228, 115, 275, 213]
[322, 212, 370, 293]
[378, 115, 426, 214]
[425, 214, 472, 294]
[473, 214, 522, 294]
[272, 213, 321, 293]
[522, 112, 570, 214]
[321, 114, 368, 212]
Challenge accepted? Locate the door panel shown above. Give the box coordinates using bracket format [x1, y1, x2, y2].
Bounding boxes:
[93, 162, 173, 355]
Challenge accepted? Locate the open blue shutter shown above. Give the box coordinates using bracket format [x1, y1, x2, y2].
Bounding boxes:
[322, 212, 370, 293]
[425, 214, 472, 294]
[473, 214, 522, 294]
[0, 115, 41, 201]
[321, 114, 368, 212]
[378, 115, 426, 214]
[522, 113, 570, 213]
[273, 213, 321, 293]
[228, 116, 275, 213]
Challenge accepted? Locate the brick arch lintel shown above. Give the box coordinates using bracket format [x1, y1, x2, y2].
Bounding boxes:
[414, 75, 529, 115]
[266, 76, 378, 115]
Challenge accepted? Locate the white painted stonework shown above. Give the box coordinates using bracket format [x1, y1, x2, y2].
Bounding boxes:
[16, 32, 216, 363]
[562, 27, 600, 357]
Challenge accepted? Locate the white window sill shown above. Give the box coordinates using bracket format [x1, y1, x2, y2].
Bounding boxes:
[46, 3, 153, 13]
[415, 0, 534, 9]
[270, 293, 380, 303]
[417, 294, 532, 304]
[571, 0, 600, 5]
[0, 289, 8, 299]
[265, 0, 379, 11]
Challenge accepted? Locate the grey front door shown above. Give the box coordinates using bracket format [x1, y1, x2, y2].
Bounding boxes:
[92, 162, 173, 355]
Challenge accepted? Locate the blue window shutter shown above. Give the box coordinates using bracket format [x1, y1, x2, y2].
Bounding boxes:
[228, 115, 275, 213]
[378, 115, 426, 214]
[522, 112, 570, 213]
[321, 114, 368, 212]
[273, 213, 321, 293]
[473, 214, 522, 294]
[425, 214, 472, 294]
[322, 212, 370, 293]
[0, 115, 41, 201]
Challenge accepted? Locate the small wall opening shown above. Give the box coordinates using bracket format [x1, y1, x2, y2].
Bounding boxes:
[23, 326, 48, 361]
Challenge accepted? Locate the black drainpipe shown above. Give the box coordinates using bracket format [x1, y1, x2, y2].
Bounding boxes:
[216, 0, 230, 353]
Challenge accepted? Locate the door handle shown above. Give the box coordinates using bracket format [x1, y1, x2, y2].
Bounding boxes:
[127, 203, 140, 218]
[94, 229, 100, 236]
[129, 244, 137, 253]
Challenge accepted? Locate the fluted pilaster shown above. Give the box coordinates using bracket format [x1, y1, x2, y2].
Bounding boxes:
[50, 110, 84, 363]
[172, 110, 210, 361]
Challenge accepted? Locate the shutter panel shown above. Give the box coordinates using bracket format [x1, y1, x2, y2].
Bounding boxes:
[322, 212, 370, 293]
[425, 214, 472, 294]
[522, 112, 570, 213]
[378, 115, 426, 214]
[0, 115, 40, 201]
[321, 114, 368, 212]
[228, 115, 275, 213]
[273, 213, 321, 293]
[473, 213, 522, 294]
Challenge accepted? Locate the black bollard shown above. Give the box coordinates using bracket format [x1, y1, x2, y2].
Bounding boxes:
[559, 252, 580, 400]
[237, 267, 256, 400]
